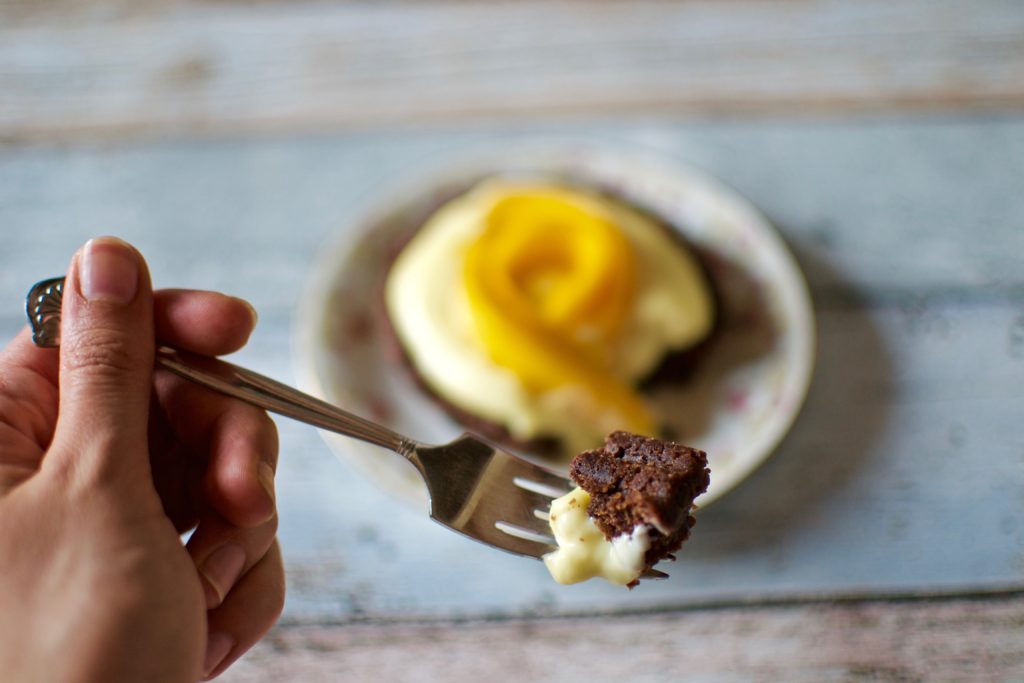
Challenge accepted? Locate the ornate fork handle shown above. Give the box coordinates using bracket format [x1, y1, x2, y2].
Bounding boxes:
[26, 277, 416, 457]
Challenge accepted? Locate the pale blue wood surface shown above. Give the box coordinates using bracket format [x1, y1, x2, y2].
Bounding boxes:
[1, 119, 1022, 621]
[3, 0, 1024, 140]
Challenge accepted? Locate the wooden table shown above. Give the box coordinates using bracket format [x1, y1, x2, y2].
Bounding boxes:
[2, 1, 1023, 680]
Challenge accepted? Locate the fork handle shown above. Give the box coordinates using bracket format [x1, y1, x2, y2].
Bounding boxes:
[155, 347, 417, 457]
[27, 276, 417, 457]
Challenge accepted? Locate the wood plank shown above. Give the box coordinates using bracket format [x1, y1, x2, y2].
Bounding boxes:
[0, 120, 1021, 298]
[220, 593, 1024, 682]
[2, 0, 1024, 142]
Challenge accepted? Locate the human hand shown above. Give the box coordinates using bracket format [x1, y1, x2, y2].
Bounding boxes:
[0, 237, 284, 682]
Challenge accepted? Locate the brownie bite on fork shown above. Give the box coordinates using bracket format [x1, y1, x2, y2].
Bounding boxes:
[544, 431, 709, 586]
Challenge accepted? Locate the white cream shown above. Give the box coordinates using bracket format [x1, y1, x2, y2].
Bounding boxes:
[384, 179, 714, 455]
[542, 487, 652, 586]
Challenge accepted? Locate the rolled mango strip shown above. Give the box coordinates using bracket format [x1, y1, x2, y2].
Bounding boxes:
[463, 188, 656, 435]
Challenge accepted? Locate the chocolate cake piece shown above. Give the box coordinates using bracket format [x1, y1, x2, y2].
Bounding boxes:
[569, 431, 710, 568]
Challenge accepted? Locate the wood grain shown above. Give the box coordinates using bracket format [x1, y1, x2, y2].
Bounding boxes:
[2, 0, 1024, 142]
[221, 593, 1024, 682]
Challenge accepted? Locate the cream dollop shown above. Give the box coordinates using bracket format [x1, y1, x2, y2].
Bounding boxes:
[542, 487, 651, 585]
[384, 179, 713, 455]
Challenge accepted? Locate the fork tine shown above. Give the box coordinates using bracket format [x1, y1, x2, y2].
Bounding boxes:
[505, 487, 565, 517]
[499, 508, 554, 535]
[641, 568, 669, 580]
[495, 521, 556, 546]
[463, 523, 556, 558]
[507, 466, 573, 493]
[460, 483, 560, 538]
[511, 473, 572, 498]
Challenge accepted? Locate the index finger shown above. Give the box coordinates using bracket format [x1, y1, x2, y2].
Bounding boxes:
[3, 288, 257, 381]
[154, 289, 258, 357]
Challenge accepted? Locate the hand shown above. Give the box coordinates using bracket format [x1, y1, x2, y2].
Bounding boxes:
[0, 237, 285, 682]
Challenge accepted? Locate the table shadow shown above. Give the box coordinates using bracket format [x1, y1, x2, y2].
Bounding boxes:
[686, 231, 894, 559]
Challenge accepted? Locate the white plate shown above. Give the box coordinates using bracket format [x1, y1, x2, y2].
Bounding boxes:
[295, 143, 815, 507]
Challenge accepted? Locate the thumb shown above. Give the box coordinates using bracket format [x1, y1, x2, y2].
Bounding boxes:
[48, 236, 155, 484]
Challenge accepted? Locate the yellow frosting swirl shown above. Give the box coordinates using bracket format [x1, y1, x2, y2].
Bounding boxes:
[462, 188, 655, 434]
[384, 179, 714, 456]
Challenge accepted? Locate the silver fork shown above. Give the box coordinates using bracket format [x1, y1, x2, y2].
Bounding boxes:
[27, 276, 668, 579]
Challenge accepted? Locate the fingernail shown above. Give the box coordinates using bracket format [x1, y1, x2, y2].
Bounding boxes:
[199, 543, 246, 608]
[78, 236, 139, 304]
[203, 631, 235, 678]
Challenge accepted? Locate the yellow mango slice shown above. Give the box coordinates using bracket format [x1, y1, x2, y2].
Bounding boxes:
[463, 188, 655, 435]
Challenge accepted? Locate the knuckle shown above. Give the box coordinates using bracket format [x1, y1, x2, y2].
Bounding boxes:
[240, 404, 278, 442]
[62, 326, 146, 378]
[219, 408, 278, 465]
[45, 437, 141, 499]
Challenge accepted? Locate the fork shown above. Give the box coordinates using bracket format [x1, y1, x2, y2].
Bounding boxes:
[26, 276, 667, 579]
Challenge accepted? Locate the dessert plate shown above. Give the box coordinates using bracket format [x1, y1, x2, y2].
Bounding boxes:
[295, 143, 815, 507]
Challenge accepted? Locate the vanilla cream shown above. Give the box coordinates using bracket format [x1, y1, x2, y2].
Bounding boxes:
[543, 487, 651, 585]
[384, 179, 713, 455]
